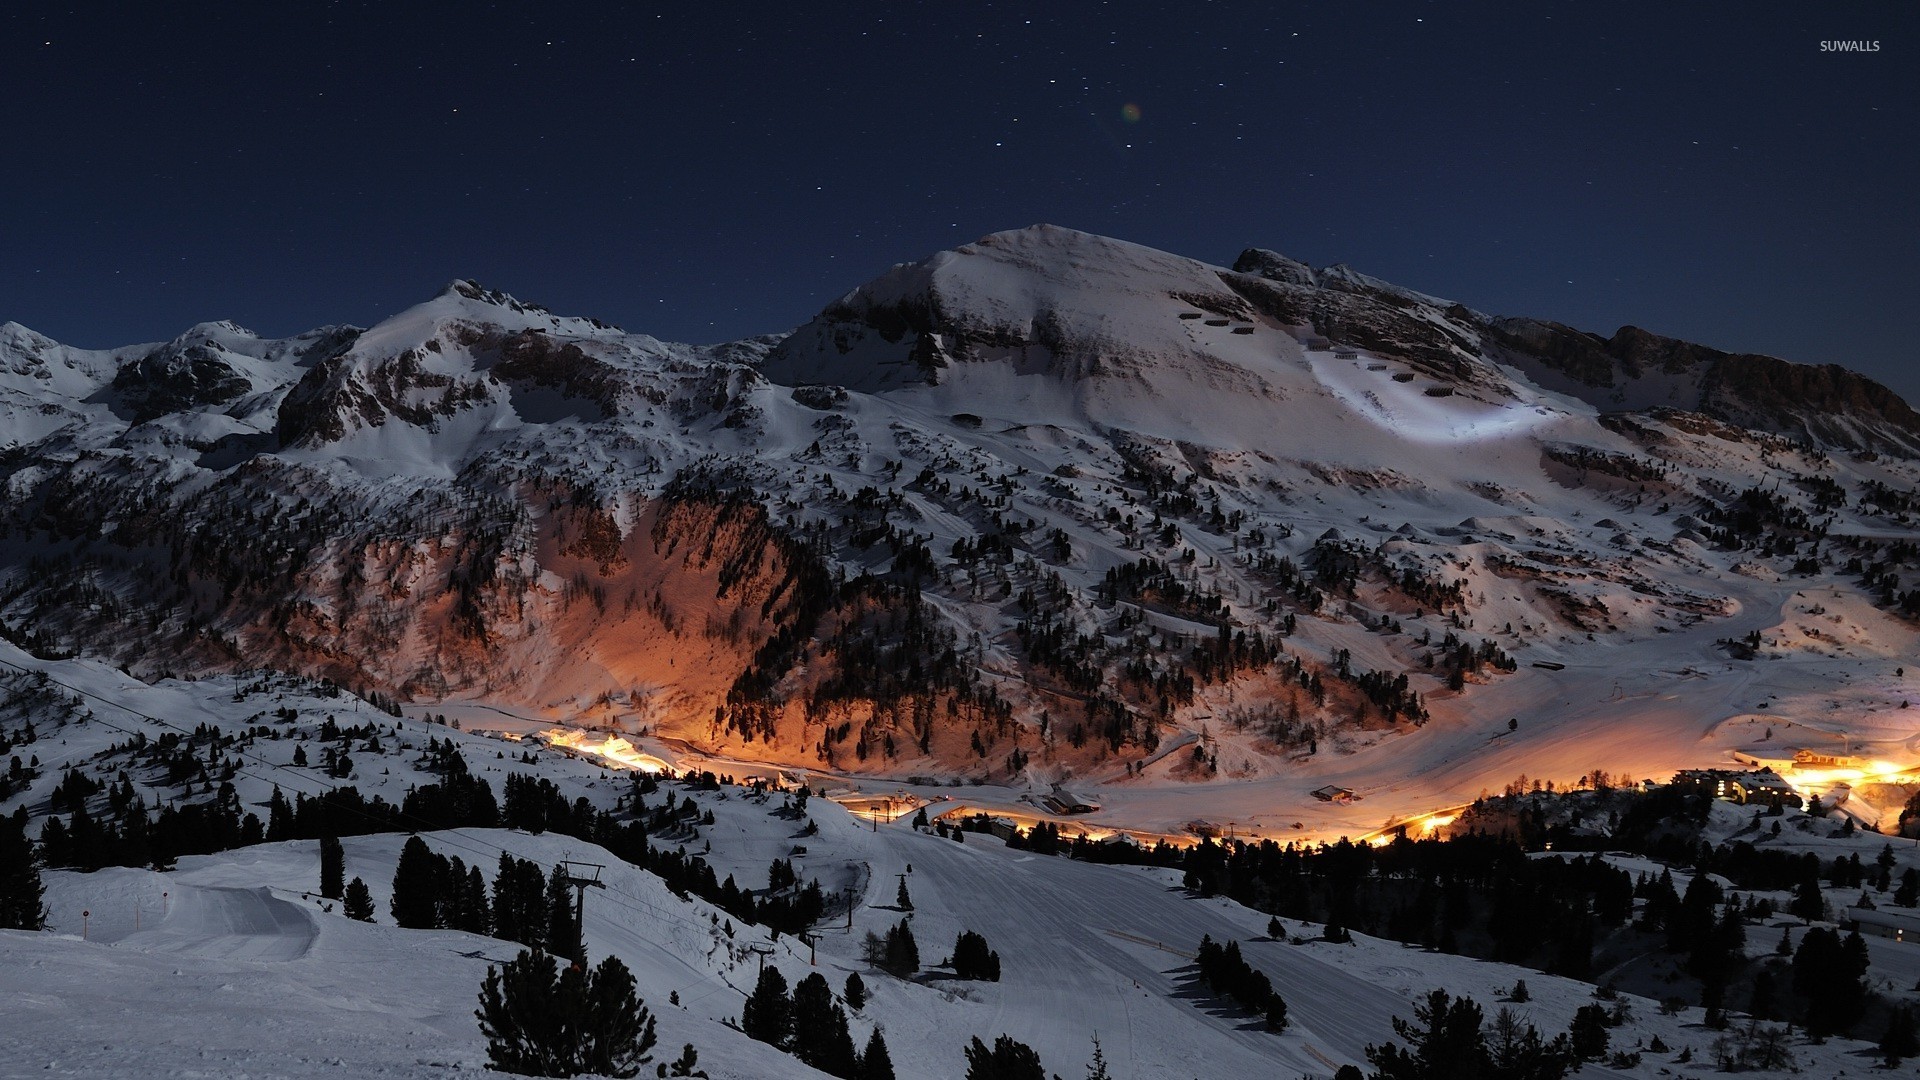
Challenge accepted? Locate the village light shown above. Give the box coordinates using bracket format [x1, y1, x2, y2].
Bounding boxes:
[540, 729, 671, 773]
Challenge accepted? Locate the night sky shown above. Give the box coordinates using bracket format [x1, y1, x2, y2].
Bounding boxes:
[4, 3, 1914, 400]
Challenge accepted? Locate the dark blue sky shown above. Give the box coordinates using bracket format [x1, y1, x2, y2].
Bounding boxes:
[4, 2, 1915, 400]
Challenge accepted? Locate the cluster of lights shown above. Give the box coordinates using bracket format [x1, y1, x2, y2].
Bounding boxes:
[539, 729, 671, 774]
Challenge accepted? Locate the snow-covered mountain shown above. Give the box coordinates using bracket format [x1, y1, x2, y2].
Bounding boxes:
[2, 226, 1917, 835]
[2, 638, 1913, 1079]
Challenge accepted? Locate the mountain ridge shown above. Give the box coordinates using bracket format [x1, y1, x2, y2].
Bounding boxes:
[0, 225, 1916, 811]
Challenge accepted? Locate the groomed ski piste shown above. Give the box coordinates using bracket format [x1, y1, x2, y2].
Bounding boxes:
[3, 639, 1914, 1079]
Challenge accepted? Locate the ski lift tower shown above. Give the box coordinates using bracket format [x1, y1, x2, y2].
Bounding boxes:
[560, 860, 606, 965]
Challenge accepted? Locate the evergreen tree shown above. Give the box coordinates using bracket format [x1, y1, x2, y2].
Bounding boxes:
[868, 919, 919, 976]
[952, 929, 1002, 980]
[741, 966, 791, 1047]
[844, 971, 868, 1012]
[267, 787, 294, 841]
[1084, 1034, 1111, 1080]
[792, 973, 858, 1076]
[0, 810, 47, 931]
[391, 836, 444, 929]
[1881, 1004, 1920, 1067]
[492, 853, 548, 950]
[860, 1028, 896, 1080]
[1567, 1005, 1609, 1061]
[579, 955, 659, 1078]
[546, 865, 582, 964]
[963, 1034, 1047, 1080]
[343, 877, 375, 921]
[1484, 1007, 1573, 1080]
[1266, 994, 1289, 1033]
[318, 834, 344, 900]
[1788, 878, 1826, 922]
[476, 949, 659, 1078]
[1365, 988, 1489, 1080]
[1793, 926, 1868, 1037]
[896, 877, 913, 911]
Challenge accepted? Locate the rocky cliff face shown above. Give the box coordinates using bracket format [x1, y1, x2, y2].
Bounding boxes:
[1486, 320, 1920, 455]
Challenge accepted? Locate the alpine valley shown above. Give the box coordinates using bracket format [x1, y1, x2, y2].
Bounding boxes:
[4, 226, 1920, 1079]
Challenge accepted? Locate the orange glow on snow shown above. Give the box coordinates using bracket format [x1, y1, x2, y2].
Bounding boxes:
[539, 729, 670, 773]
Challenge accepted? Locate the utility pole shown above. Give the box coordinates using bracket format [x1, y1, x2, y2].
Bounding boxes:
[559, 861, 606, 967]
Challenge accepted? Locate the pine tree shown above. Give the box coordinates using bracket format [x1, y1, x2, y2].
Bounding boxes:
[884, 920, 919, 976]
[546, 865, 582, 964]
[1365, 988, 1489, 1080]
[952, 929, 1001, 980]
[476, 949, 658, 1078]
[493, 853, 547, 950]
[1485, 1006, 1573, 1080]
[859, 1027, 896, 1080]
[844, 971, 868, 1012]
[741, 966, 791, 1047]
[896, 877, 913, 911]
[1567, 1005, 1609, 1061]
[319, 834, 344, 900]
[963, 1034, 1047, 1080]
[580, 955, 659, 1078]
[0, 810, 47, 931]
[391, 836, 444, 928]
[343, 877, 374, 921]
[791, 973, 854, 1072]
[1881, 1004, 1920, 1067]
[1084, 1034, 1111, 1080]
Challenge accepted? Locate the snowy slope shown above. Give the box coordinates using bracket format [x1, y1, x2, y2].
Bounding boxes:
[4, 646, 1911, 1079]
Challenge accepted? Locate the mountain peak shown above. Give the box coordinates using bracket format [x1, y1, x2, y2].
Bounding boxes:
[435, 279, 548, 314]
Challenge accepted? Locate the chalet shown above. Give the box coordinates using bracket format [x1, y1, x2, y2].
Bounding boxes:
[1311, 785, 1358, 804]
